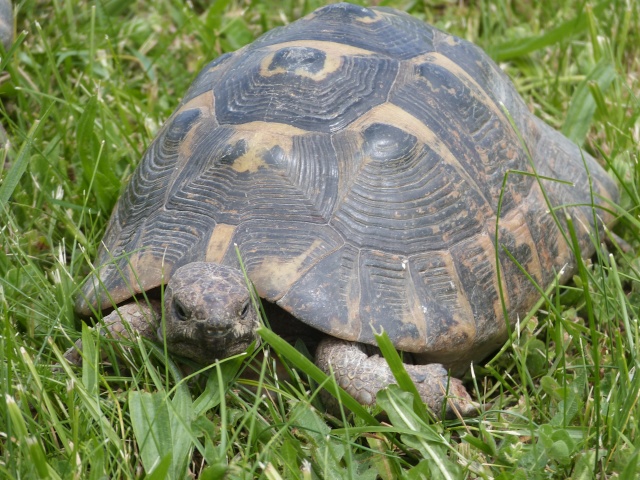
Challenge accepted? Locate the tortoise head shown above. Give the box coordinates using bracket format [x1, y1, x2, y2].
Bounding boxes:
[160, 262, 260, 364]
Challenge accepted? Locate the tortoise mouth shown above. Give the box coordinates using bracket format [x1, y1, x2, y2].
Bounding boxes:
[157, 326, 258, 364]
[203, 326, 229, 339]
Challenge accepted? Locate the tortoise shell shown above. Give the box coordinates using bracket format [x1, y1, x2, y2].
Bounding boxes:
[77, 3, 617, 368]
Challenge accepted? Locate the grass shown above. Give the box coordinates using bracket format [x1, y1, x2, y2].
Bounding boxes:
[1, 0, 639, 477]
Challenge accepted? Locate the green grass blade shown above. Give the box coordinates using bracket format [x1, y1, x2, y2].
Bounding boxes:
[49, 340, 126, 452]
[192, 356, 245, 417]
[5, 395, 62, 480]
[562, 59, 616, 144]
[0, 106, 51, 207]
[489, 0, 610, 61]
[129, 389, 193, 478]
[373, 329, 431, 420]
[376, 387, 462, 480]
[619, 449, 639, 479]
[7, 405, 43, 479]
[258, 327, 379, 425]
[565, 213, 602, 473]
[144, 455, 172, 480]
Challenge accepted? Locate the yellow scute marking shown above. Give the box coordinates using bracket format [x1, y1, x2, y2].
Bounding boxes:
[356, 10, 383, 24]
[233, 121, 307, 137]
[230, 149, 268, 173]
[495, 208, 543, 284]
[227, 123, 303, 173]
[178, 90, 215, 117]
[259, 49, 343, 81]
[128, 252, 171, 293]
[402, 270, 428, 349]
[266, 40, 375, 57]
[175, 91, 217, 160]
[251, 240, 324, 298]
[476, 232, 510, 317]
[206, 224, 236, 262]
[410, 52, 509, 125]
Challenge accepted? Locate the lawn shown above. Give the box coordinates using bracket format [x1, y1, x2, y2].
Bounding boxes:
[1, 0, 639, 478]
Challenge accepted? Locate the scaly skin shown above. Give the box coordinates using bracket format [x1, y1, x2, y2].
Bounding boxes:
[160, 263, 260, 364]
[68, 262, 479, 416]
[315, 337, 480, 418]
[64, 301, 160, 364]
[66, 263, 260, 365]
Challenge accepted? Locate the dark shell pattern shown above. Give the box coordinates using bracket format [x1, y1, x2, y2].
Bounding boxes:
[78, 3, 618, 366]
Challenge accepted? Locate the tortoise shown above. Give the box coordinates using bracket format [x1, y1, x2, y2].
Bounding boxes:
[73, 3, 618, 416]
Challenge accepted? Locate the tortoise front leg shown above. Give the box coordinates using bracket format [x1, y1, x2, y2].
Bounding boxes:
[64, 301, 160, 365]
[315, 337, 479, 417]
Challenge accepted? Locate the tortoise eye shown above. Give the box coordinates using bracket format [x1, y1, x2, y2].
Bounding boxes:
[240, 301, 250, 319]
[173, 299, 188, 321]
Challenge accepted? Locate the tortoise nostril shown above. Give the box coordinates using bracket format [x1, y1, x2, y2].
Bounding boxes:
[204, 323, 228, 338]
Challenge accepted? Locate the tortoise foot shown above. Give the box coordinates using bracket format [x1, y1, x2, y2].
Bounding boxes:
[315, 337, 481, 418]
[64, 301, 160, 365]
